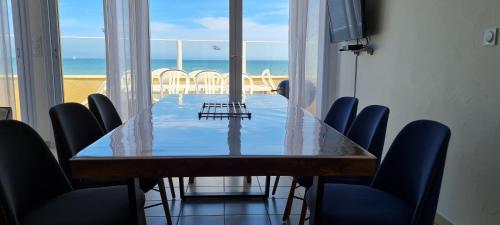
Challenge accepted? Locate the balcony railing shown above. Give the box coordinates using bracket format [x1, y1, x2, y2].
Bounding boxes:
[61, 36, 288, 76]
[59, 37, 289, 104]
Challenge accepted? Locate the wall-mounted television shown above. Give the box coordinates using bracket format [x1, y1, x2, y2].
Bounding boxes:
[328, 0, 366, 43]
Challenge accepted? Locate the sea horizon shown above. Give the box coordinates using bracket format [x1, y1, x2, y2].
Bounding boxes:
[58, 58, 288, 76]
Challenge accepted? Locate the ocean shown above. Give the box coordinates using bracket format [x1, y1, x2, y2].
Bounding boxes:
[61, 58, 289, 76]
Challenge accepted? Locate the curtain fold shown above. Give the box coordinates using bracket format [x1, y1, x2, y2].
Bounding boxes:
[288, 0, 309, 108]
[104, 0, 151, 120]
[0, 0, 16, 118]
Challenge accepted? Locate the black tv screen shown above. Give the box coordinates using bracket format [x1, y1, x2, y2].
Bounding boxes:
[328, 0, 365, 43]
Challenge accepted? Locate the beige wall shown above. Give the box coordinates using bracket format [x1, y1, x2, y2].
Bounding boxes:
[336, 0, 500, 224]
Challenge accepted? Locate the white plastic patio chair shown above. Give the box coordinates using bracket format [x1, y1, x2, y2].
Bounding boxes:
[158, 69, 190, 96]
[194, 70, 225, 94]
[252, 69, 276, 93]
[223, 73, 254, 94]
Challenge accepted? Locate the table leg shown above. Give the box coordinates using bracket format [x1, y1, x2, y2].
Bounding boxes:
[264, 176, 271, 200]
[128, 178, 145, 225]
[309, 176, 325, 225]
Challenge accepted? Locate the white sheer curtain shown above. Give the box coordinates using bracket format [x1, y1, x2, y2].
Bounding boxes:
[104, 0, 151, 120]
[0, 0, 16, 118]
[289, 0, 336, 119]
[288, 0, 310, 108]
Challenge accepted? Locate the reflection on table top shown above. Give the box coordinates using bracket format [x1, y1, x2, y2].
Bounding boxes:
[75, 94, 373, 159]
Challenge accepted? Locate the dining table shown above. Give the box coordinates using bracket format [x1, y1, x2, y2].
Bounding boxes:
[70, 94, 377, 225]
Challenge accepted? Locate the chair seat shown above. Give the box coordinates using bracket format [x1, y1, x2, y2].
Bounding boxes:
[305, 184, 412, 225]
[295, 176, 372, 188]
[21, 185, 145, 225]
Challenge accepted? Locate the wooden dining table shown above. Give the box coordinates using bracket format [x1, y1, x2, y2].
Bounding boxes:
[70, 94, 377, 225]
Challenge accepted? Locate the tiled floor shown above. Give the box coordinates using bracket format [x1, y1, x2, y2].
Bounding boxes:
[145, 176, 309, 225]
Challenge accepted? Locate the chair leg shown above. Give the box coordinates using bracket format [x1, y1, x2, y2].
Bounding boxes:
[188, 177, 195, 184]
[179, 177, 185, 200]
[246, 176, 252, 183]
[167, 177, 176, 199]
[298, 197, 308, 225]
[282, 178, 297, 221]
[157, 179, 173, 225]
[272, 176, 280, 195]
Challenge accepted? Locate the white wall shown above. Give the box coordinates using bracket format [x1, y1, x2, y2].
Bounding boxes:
[335, 0, 500, 224]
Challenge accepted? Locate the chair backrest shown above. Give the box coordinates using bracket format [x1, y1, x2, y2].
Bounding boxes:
[0, 121, 72, 225]
[88, 94, 123, 133]
[346, 105, 389, 166]
[242, 74, 254, 94]
[159, 69, 190, 94]
[223, 73, 254, 94]
[260, 69, 276, 90]
[194, 70, 224, 94]
[324, 97, 358, 134]
[49, 103, 104, 178]
[276, 80, 289, 99]
[372, 120, 451, 225]
[0, 107, 12, 120]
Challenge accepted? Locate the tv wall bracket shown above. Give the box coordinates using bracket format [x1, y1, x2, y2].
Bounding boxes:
[339, 44, 374, 56]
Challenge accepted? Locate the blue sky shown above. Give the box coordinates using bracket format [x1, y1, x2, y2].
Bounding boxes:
[58, 0, 289, 60]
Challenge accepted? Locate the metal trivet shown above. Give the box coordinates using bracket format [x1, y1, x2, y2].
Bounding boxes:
[198, 102, 251, 120]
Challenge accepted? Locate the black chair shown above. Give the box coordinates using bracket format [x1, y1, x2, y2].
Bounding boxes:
[283, 105, 390, 224]
[0, 120, 145, 225]
[87, 93, 251, 194]
[49, 103, 172, 225]
[88, 94, 122, 132]
[276, 80, 289, 99]
[324, 96, 359, 134]
[272, 97, 359, 196]
[305, 120, 451, 225]
[88, 93, 178, 198]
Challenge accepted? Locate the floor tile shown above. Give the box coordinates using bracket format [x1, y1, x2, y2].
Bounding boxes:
[146, 216, 179, 225]
[145, 200, 182, 217]
[265, 198, 307, 215]
[177, 215, 224, 225]
[271, 187, 294, 198]
[186, 177, 223, 187]
[186, 186, 224, 193]
[258, 176, 293, 187]
[163, 177, 185, 188]
[224, 186, 262, 193]
[225, 199, 268, 215]
[224, 176, 260, 186]
[268, 214, 302, 225]
[180, 200, 225, 216]
[225, 215, 271, 225]
[145, 188, 181, 201]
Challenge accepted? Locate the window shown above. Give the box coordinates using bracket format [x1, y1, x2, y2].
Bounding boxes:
[1, 0, 21, 119]
[149, 0, 288, 98]
[58, 0, 107, 105]
[149, 0, 229, 98]
[243, 0, 289, 95]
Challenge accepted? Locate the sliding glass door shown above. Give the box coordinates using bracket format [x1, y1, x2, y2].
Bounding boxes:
[58, 0, 107, 105]
[243, 0, 289, 96]
[0, 0, 20, 119]
[149, 0, 229, 99]
[148, 0, 288, 99]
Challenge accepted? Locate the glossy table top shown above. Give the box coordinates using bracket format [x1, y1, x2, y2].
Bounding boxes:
[75, 94, 373, 159]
